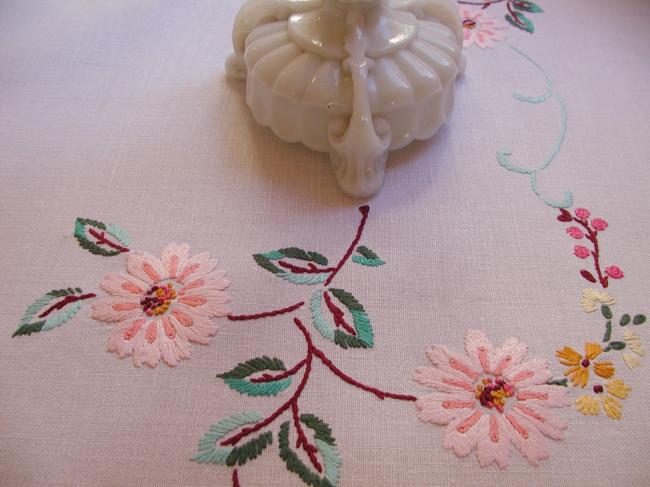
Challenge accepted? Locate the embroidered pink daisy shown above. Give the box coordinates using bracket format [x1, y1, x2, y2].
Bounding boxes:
[92, 243, 230, 368]
[414, 330, 570, 468]
[459, 7, 506, 49]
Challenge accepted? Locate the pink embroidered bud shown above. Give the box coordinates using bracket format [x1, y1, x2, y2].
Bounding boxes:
[591, 218, 608, 231]
[566, 227, 584, 239]
[573, 245, 590, 259]
[605, 265, 624, 280]
[574, 208, 591, 219]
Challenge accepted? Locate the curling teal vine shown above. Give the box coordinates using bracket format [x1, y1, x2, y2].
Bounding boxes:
[497, 45, 573, 209]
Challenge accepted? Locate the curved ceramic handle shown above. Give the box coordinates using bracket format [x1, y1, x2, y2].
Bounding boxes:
[328, 10, 391, 198]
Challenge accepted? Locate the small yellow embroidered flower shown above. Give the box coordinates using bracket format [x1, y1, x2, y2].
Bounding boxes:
[575, 379, 631, 420]
[580, 288, 617, 313]
[576, 395, 600, 415]
[556, 343, 615, 387]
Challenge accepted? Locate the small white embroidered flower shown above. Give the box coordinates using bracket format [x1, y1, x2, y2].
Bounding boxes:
[580, 288, 616, 313]
[623, 331, 645, 369]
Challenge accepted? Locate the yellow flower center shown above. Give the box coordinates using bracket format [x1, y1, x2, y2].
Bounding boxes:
[462, 19, 477, 30]
[141, 283, 177, 316]
[474, 377, 515, 413]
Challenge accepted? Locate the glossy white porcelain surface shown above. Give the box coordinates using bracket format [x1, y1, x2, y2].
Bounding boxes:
[228, 0, 464, 197]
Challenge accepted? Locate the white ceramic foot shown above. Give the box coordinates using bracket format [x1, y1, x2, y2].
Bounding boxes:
[328, 10, 391, 198]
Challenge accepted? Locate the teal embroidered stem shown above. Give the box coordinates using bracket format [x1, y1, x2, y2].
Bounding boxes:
[497, 46, 574, 209]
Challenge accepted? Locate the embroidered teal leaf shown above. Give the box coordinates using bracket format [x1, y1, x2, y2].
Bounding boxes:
[512, 1, 543, 13]
[604, 341, 626, 352]
[74, 217, 130, 256]
[505, 13, 534, 33]
[279, 414, 341, 487]
[217, 356, 292, 396]
[12, 288, 96, 337]
[547, 378, 568, 387]
[633, 314, 647, 325]
[620, 314, 631, 326]
[352, 246, 385, 267]
[310, 288, 373, 349]
[253, 248, 331, 285]
[603, 321, 612, 342]
[192, 411, 272, 465]
[601, 305, 613, 320]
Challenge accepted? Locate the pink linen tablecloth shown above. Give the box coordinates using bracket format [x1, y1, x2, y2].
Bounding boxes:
[1, 1, 649, 486]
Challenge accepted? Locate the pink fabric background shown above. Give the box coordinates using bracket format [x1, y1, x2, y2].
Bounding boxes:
[1, 1, 649, 486]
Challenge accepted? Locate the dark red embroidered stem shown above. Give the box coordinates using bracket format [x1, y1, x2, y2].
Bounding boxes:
[250, 359, 307, 383]
[227, 302, 305, 321]
[324, 206, 369, 286]
[291, 401, 322, 473]
[38, 293, 96, 318]
[573, 217, 608, 288]
[458, 0, 506, 5]
[323, 291, 356, 336]
[506, 1, 526, 25]
[220, 319, 314, 447]
[232, 469, 240, 487]
[277, 261, 336, 274]
[312, 347, 417, 401]
[87, 228, 130, 253]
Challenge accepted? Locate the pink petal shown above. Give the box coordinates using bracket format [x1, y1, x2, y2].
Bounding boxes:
[426, 345, 481, 382]
[160, 243, 190, 279]
[443, 410, 483, 458]
[92, 296, 141, 323]
[504, 413, 550, 466]
[169, 309, 217, 345]
[516, 384, 571, 408]
[512, 404, 567, 441]
[476, 414, 511, 469]
[413, 366, 475, 393]
[99, 273, 148, 298]
[178, 290, 231, 318]
[127, 250, 167, 284]
[417, 392, 476, 425]
[491, 337, 528, 376]
[505, 358, 552, 387]
[107, 318, 147, 358]
[464, 329, 494, 374]
[132, 320, 162, 368]
[176, 252, 220, 284]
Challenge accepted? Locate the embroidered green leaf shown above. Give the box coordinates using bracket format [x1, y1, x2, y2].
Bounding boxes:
[604, 341, 626, 352]
[279, 415, 341, 487]
[352, 246, 385, 267]
[620, 314, 631, 326]
[601, 305, 613, 320]
[12, 288, 95, 338]
[217, 356, 292, 396]
[546, 378, 568, 387]
[603, 321, 612, 342]
[310, 288, 374, 349]
[74, 217, 130, 256]
[505, 13, 535, 33]
[192, 411, 270, 465]
[633, 314, 647, 325]
[512, 1, 543, 13]
[253, 248, 331, 285]
[225, 431, 273, 466]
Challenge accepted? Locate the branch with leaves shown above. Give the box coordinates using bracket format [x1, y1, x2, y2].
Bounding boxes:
[193, 206, 414, 487]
